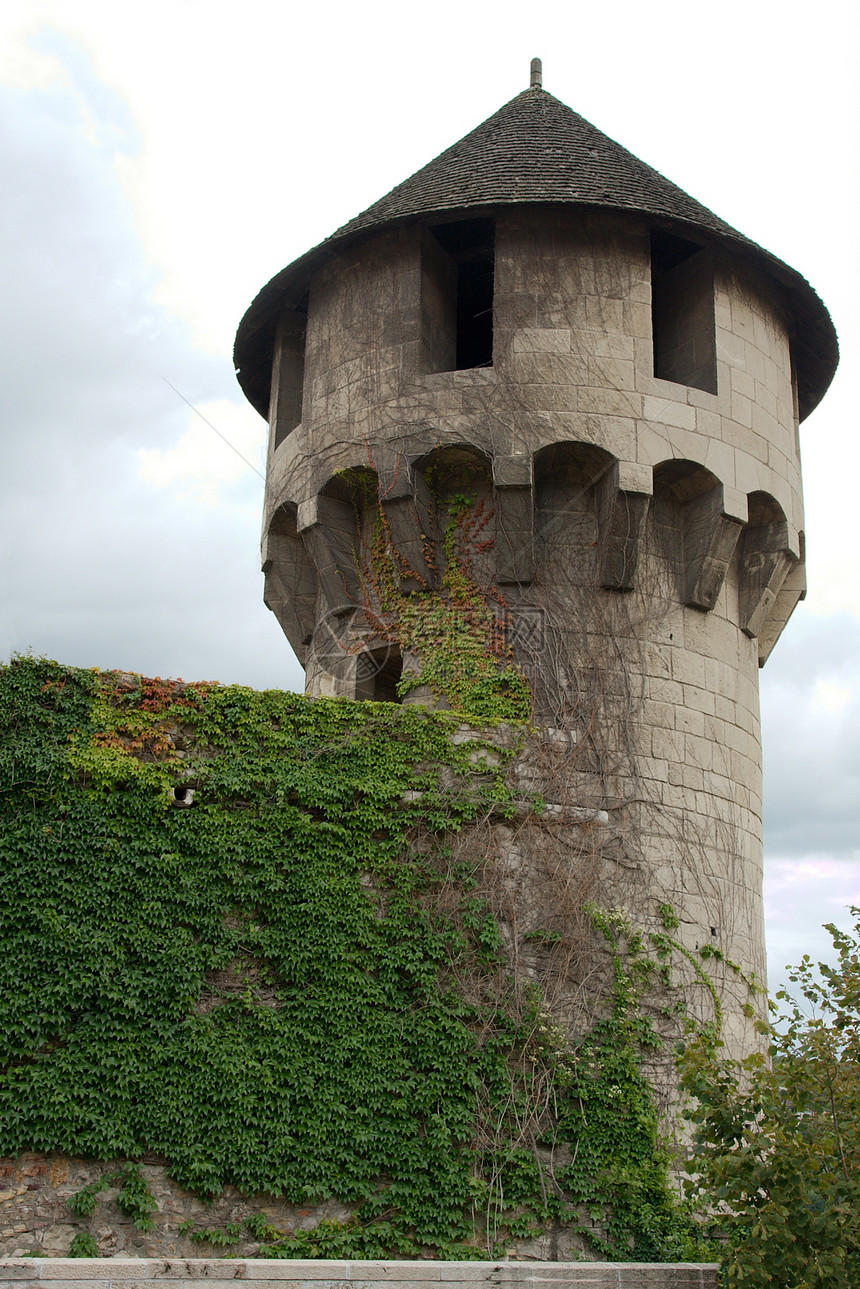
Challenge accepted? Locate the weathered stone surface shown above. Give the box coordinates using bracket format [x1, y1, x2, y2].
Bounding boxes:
[0, 1261, 720, 1288]
[0, 1158, 354, 1263]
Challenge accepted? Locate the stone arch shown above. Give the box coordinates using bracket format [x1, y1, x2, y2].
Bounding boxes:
[305, 466, 380, 609]
[653, 458, 718, 503]
[298, 468, 378, 692]
[745, 490, 787, 527]
[534, 441, 618, 590]
[300, 466, 406, 701]
[534, 443, 657, 595]
[651, 459, 744, 611]
[414, 442, 494, 502]
[412, 444, 496, 590]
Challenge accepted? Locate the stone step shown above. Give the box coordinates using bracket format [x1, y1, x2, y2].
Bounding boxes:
[0, 1257, 720, 1289]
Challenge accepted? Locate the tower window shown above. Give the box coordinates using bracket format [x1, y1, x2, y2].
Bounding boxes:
[421, 218, 494, 372]
[650, 231, 717, 395]
[789, 342, 801, 454]
[354, 647, 403, 703]
[270, 297, 308, 449]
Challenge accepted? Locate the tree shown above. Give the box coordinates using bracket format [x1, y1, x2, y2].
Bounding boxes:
[679, 909, 860, 1287]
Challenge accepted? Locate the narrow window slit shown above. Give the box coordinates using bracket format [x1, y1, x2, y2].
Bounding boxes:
[421, 218, 494, 373]
[271, 293, 308, 448]
[651, 230, 717, 394]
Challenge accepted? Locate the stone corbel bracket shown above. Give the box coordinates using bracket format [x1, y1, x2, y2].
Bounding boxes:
[596, 461, 653, 591]
[756, 541, 806, 665]
[261, 504, 317, 665]
[683, 486, 747, 611]
[297, 492, 360, 616]
[378, 454, 437, 591]
[739, 515, 802, 660]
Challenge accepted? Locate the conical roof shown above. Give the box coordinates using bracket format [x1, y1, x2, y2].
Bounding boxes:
[331, 88, 748, 246]
[235, 84, 837, 420]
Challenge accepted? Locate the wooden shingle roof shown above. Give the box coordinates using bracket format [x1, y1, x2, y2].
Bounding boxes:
[235, 85, 837, 420]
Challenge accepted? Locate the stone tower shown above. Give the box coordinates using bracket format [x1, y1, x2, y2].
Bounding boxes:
[234, 65, 837, 1048]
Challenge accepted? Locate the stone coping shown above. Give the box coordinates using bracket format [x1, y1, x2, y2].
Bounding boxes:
[0, 1259, 720, 1288]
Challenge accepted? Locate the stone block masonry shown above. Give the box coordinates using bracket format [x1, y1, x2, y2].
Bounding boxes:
[0, 1260, 719, 1289]
[252, 188, 816, 1055]
[0, 1157, 351, 1263]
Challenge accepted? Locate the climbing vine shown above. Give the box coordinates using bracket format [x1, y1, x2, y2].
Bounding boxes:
[68, 1164, 157, 1231]
[349, 475, 532, 722]
[0, 655, 707, 1261]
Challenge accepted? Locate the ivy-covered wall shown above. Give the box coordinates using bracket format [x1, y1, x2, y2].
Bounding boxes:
[0, 657, 709, 1263]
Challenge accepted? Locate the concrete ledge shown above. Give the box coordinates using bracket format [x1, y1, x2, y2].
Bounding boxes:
[0, 1258, 720, 1289]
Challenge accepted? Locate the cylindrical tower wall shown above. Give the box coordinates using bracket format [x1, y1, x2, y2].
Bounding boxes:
[260, 206, 806, 1045]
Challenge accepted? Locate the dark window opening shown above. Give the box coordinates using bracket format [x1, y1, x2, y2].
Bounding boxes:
[372, 652, 403, 703]
[789, 342, 801, 454]
[272, 294, 308, 449]
[355, 647, 403, 703]
[651, 231, 717, 395]
[651, 230, 700, 275]
[422, 218, 494, 372]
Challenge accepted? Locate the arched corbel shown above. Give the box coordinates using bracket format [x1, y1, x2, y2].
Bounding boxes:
[262, 504, 317, 664]
[756, 536, 806, 665]
[596, 461, 652, 590]
[738, 494, 799, 642]
[682, 485, 747, 611]
[297, 489, 362, 615]
[492, 454, 535, 585]
[378, 455, 437, 591]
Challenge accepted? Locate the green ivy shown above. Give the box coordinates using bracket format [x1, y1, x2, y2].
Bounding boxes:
[189, 1223, 243, 1247]
[353, 487, 532, 722]
[68, 1232, 100, 1258]
[550, 905, 705, 1262]
[67, 1178, 109, 1220]
[115, 1163, 159, 1231]
[67, 1163, 157, 1232]
[0, 656, 705, 1261]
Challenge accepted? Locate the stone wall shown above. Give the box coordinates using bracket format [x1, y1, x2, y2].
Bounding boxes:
[0, 1153, 720, 1280]
[265, 207, 802, 534]
[0, 1156, 351, 1261]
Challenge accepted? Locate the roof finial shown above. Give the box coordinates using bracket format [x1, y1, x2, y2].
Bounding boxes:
[530, 57, 542, 90]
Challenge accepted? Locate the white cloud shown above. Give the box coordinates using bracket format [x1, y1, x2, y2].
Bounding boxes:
[764, 857, 860, 994]
[813, 679, 852, 713]
[0, 56, 297, 693]
[138, 398, 264, 504]
[0, 27, 66, 89]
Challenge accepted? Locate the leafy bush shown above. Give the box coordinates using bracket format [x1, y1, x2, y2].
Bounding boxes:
[680, 912, 860, 1287]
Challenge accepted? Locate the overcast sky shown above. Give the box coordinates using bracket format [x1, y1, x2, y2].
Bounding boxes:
[1, 0, 858, 993]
